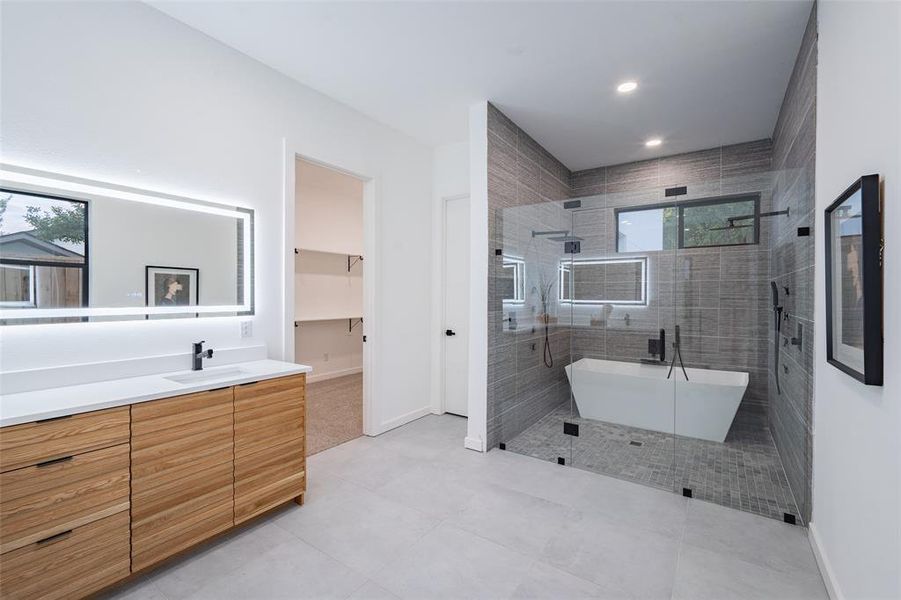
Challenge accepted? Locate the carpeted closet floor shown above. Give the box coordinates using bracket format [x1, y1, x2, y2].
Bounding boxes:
[306, 373, 363, 455]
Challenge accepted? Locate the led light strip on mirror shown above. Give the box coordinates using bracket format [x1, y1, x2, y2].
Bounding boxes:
[0, 163, 253, 321]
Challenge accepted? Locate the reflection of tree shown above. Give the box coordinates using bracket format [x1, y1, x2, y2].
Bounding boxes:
[0, 194, 9, 233]
[24, 204, 86, 244]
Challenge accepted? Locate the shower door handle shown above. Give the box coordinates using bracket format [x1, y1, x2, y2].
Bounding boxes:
[445, 329, 456, 336]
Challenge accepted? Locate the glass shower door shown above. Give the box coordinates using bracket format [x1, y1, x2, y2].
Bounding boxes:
[565, 190, 678, 492]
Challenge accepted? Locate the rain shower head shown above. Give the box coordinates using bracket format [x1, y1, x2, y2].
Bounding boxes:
[531, 230, 584, 243]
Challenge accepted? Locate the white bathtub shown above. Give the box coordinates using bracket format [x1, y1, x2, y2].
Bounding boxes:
[564, 358, 749, 443]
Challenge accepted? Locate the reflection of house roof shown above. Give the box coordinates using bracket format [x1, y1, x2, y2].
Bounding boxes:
[0, 231, 84, 262]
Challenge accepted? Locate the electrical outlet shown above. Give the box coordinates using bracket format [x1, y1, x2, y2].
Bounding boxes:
[240, 320, 252, 339]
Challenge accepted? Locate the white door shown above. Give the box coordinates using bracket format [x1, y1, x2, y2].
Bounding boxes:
[443, 196, 470, 416]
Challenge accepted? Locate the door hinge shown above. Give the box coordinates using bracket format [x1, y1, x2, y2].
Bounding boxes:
[563, 422, 579, 437]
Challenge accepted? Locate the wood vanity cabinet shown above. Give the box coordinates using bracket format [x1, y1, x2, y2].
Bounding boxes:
[0, 373, 306, 600]
[0, 408, 131, 600]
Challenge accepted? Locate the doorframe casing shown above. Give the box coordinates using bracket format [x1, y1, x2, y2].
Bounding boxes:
[282, 140, 377, 436]
[439, 193, 470, 416]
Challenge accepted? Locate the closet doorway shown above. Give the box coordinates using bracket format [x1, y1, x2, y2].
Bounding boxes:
[293, 158, 366, 455]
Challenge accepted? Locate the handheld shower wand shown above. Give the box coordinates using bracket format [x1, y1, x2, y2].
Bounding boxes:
[771, 281, 783, 395]
[666, 325, 689, 381]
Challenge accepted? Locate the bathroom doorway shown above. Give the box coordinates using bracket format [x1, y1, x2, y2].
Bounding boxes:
[292, 157, 368, 454]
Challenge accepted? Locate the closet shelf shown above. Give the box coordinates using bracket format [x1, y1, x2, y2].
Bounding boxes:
[294, 317, 363, 332]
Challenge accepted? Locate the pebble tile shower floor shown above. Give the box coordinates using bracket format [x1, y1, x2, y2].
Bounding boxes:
[506, 404, 801, 523]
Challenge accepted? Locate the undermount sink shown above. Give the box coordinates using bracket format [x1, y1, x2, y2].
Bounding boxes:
[165, 366, 246, 384]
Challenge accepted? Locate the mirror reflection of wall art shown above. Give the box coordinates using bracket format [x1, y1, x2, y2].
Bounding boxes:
[146, 265, 199, 308]
[825, 174, 883, 385]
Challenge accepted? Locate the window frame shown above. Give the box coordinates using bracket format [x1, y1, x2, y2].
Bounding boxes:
[0, 188, 90, 309]
[614, 193, 761, 252]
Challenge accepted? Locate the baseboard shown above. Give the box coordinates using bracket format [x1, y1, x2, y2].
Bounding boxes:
[375, 405, 433, 435]
[464, 436, 485, 452]
[808, 522, 844, 600]
[306, 366, 362, 384]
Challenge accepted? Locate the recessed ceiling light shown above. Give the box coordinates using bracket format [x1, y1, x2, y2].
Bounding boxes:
[617, 81, 638, 93]
[645, 138, 662, 147]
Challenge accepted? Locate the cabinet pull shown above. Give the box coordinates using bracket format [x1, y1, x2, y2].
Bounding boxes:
[36, 530, 73, 546]
[36, 455, 74, 468]
[35, 414, 73, 424]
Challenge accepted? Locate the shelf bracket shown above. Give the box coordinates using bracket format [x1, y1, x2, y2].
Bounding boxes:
[349, 317, 363, 333]
[347, 255, 363, 272]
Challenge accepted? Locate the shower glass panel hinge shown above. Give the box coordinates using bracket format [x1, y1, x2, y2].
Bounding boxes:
[499, 442, 506, 450]
[563, 422, 579, 437]
[563, 200, 582, 209]
[783, 513, 797, 525]
[682, 487, 693, 498]
[564, 241, 581, 254]
[665, 186, 688, 197]
[557, 457, 566, 465]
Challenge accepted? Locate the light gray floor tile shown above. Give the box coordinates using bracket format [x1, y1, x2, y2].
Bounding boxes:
[272, 480, 439, 577]
[347, 581, 400, 600]
[448, 483, 579, 558]
[181, 535, 366, 600]
[99, 575, 167, 600]
[683, 499, 819, 576]
[374, 522, 603, 600]
[542, 511, 681, 599]
[673, 544, 827, 599]
[151, 519, 301, 600]
[373, 463, 481, 520]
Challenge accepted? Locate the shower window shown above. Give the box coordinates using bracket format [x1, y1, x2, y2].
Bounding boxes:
[559, 257, 647, 305]
[616, 194, 760, 252]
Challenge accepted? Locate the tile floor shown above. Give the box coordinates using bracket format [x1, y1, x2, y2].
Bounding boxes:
[105, 414, 826, 600]
[506, 404, 801, 524]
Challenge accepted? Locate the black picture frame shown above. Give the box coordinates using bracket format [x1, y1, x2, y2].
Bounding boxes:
[144, 265, 200, 319]
[824, 174, 883, 385]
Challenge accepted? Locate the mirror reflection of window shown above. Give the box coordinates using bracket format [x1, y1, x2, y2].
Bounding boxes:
[501, 255, 525, 304]
[0, 189, 88, 311]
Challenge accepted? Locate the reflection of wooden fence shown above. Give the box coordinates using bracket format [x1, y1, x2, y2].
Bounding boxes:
[0, 265, 84, 325]
[35, 266, 83, 308]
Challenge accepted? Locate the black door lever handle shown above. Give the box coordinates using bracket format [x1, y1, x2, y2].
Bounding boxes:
[445, 329, 456, 336]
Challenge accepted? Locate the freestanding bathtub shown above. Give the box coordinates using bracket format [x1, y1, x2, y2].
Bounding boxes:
[564, 358, 749, 443]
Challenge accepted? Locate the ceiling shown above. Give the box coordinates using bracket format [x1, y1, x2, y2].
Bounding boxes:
[150, 1, 813, 171]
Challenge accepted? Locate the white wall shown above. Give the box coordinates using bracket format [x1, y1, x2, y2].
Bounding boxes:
[0, 1, 433, 433]
[466, 103, 489, 451]
[91, 198, 237, 307]
[430, 141, 471, 415]
[812, 2, 901, 599]
[294, 320, 363, 384]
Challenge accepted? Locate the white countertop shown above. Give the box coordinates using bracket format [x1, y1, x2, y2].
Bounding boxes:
[0, 359, 312, 428]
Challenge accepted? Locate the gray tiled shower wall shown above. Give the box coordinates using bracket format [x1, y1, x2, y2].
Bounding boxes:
[768, 3, 817, 523]
[487, 104, 574, 447]
[486, 103, 785, 450]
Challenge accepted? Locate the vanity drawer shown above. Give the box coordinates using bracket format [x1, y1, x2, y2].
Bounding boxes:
[0, 510, 130, 600]
[0, 407, 130, 473]
[130, 387, 235, 572]
[0, 443, 130, 555]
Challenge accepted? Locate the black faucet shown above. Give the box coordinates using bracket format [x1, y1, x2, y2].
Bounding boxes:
[192, 340, 214, 371]
[646, 328, 666, 362]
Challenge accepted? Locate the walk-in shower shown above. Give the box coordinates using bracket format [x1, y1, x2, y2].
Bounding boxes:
[491, 150, 814, 525]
